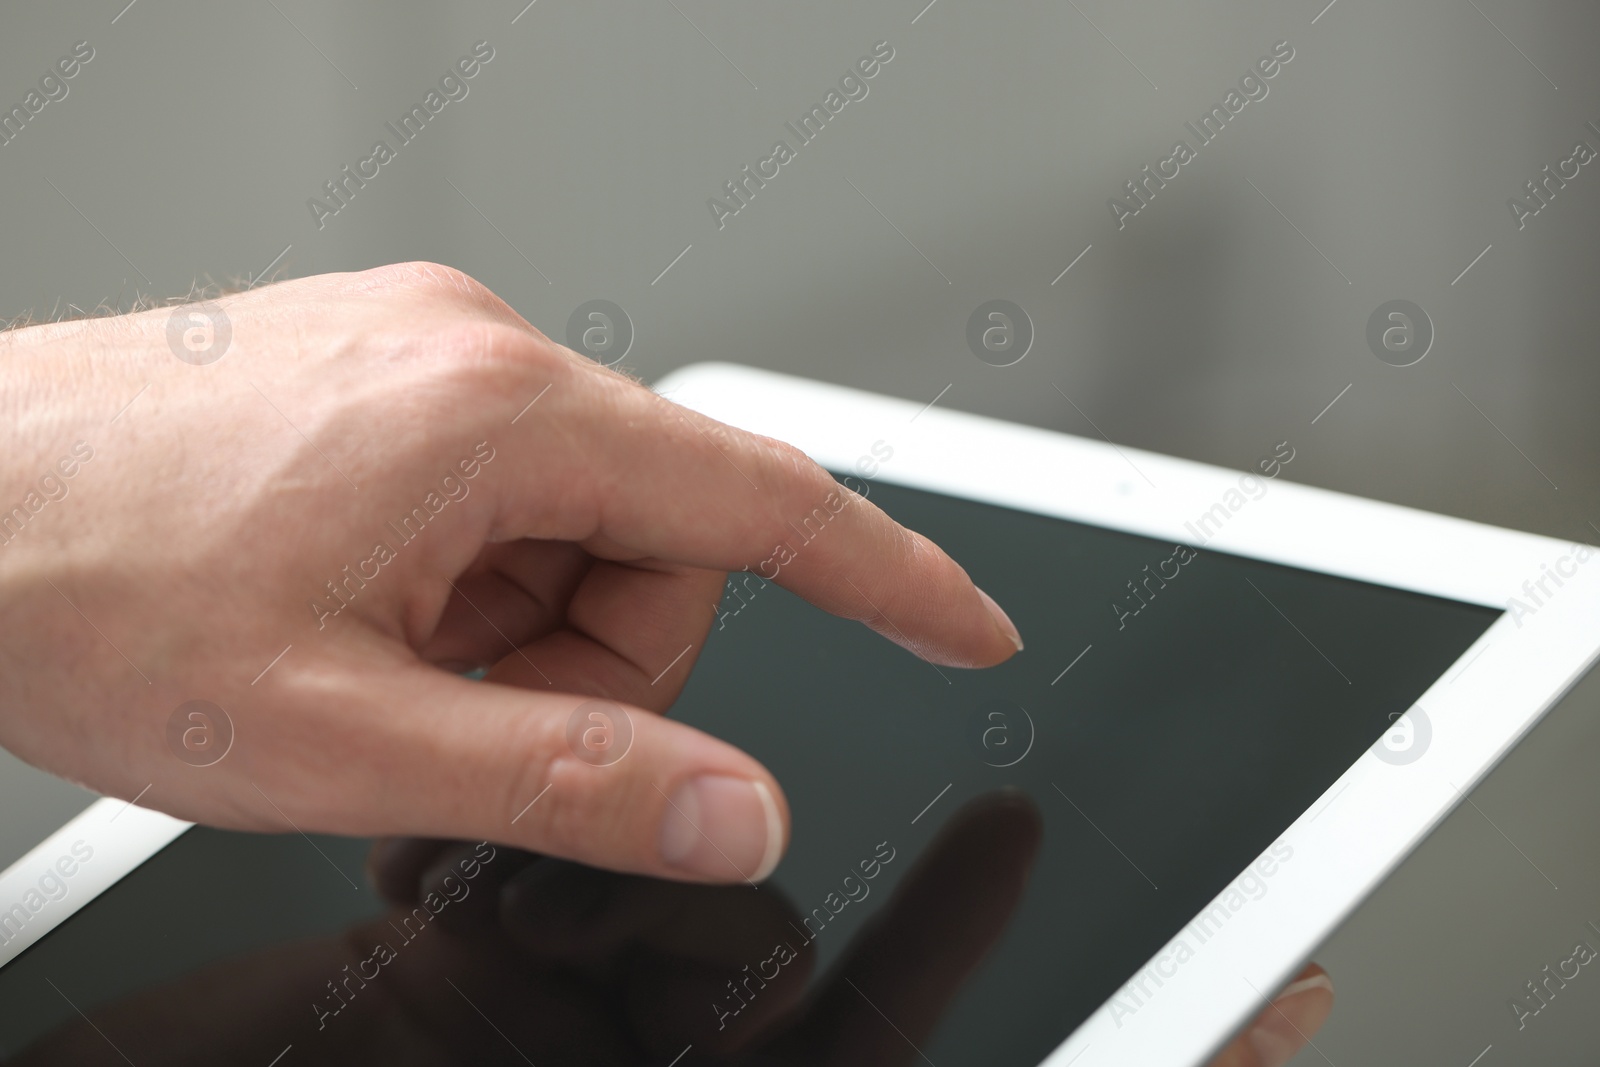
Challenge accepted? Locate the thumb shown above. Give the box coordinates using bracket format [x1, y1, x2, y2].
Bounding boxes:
[253, 659, 788, 884]
[1208, 965, 1334, 1067]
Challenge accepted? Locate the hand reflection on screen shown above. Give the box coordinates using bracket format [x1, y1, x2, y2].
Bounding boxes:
[9, 792, 1032, 1065]
[9, 790, 1326, 1066]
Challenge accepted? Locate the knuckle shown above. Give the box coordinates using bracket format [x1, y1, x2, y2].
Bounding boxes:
[350, 261, 501, 308]
[760, 435, 820, 477]
[498, 709, 649, 865]
[525, 762, 605, 858]
[422, 321, 568, 397]
[506, 764, 618, 863]
[498, 714, 565, 831]
[759, 434, 837, 499]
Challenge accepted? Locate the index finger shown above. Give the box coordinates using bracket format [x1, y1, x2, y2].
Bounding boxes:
[489, 349, 1024, 669]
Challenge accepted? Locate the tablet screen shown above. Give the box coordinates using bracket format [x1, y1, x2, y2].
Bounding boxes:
[0, 478, 1498, 1066]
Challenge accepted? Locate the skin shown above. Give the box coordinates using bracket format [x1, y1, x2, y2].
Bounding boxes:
[0, 263, 1331, 1061]
[0, 262, 1021, 883]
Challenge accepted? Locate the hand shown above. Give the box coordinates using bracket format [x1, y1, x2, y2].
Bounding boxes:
[0, 262, 1022, 883]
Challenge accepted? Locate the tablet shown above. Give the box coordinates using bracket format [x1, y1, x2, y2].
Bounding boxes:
[0, 361, 1596, 1067]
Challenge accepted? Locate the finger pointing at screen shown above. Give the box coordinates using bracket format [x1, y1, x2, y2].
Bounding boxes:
[0, 263, 1023, 883]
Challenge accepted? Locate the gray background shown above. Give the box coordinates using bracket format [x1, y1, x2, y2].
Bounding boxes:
[1, 0, 1597, 1063]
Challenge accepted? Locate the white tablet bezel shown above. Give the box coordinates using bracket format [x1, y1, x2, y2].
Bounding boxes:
[2, 361, 1596, 1067]
[652, 362, 1600, 1067]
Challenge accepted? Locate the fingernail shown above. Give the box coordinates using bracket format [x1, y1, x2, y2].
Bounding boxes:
[660, 775, 784, 883]
[1249, 972, 1334, 1067]
[977, 587, 1024, 651]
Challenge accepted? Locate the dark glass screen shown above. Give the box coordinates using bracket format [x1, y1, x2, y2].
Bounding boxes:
[0, 478, 1497, 1066]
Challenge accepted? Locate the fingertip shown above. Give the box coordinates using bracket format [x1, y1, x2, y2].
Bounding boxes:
[976, 586, 1024, 654]
[909, 584, 1023, 669]
[1247, 966, 1334, 1067]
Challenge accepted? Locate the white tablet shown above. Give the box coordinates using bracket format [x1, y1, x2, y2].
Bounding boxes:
[652, 362, 1600, 1065]
[0, 361, 1595, 1067]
